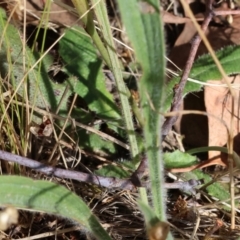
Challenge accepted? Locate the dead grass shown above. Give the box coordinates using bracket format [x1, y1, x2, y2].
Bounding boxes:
[1, 0, 240, 239]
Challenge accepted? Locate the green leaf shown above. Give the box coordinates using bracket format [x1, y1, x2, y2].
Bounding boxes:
[59, 27, 121, 121]
[95, 165, 129, 178]
[0, 7, 76, 122]
[71, 0, 111, 66]
[165, 45, 240, 112]
[191, 45, 240, 79]
[163, 150, 198, 169]
[95, 159, 137, 179]
[76, 127, 117, 154]
[181, 170, 231, 209]
[117, 0, 167, 222]
[0, 176, 111, 240]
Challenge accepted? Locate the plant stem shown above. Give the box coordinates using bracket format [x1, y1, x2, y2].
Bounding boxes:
[71, 0, 111, 66]
[91, 0, 139, 160]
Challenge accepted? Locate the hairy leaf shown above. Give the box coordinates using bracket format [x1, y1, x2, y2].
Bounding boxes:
[0, 176, 111, 240]
[165, 45, 240, 112]
[164, 150, 198, 169]
[117, 0, 167, 223]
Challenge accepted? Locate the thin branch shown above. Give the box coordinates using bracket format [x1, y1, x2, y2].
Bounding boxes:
[162, 0, 214, 137]
[214, 9, 240, 16]
[130, 155, 148, 187]
[0, 150, 202, 191]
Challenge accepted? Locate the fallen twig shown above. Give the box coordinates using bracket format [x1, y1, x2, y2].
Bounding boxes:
[0, 150, 202, 191]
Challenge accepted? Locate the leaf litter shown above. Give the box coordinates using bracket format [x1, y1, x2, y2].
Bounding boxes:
[1, 0, 240, 239]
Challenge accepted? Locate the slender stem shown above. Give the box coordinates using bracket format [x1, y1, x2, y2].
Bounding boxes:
[92, 0, 139, 161]
[71, 0, 111, 66]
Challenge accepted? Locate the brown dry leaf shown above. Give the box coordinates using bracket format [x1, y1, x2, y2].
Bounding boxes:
[170, 2, 240, 65]
[0, 0, 78, 26]
[169, 13, 240, 67]
[169, 20, 197, 67]
[174, 77, 240, 169]
[162, 10, 203, 24]
[205, 76, 240, 164]
[27, 0, 78, 26]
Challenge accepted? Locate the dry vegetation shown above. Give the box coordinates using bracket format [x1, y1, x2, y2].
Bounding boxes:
[1, 0, 240, 239]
